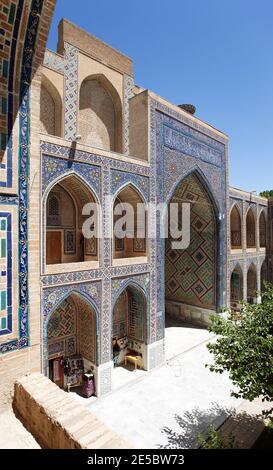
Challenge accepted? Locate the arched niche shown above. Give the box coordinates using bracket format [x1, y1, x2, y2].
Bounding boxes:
[246, 208, 256, 248]
[259, 211, 267, 248]
[230, 205, 242, 249]
[113, 184, 147, 260]
[40, 75, 63, 137]
[230, 264, 243, 308]
[247, 263, 257, 303]
[165, 171, 218, 311]
[46, 293, 97, 391]
[45, 174, 99, 265]
[112, 285, 147, 369]
[79, 74, 123, 152]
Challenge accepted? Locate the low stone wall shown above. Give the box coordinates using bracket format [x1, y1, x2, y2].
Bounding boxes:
[165, 300, 214, 327]
[13, 373, 131, 449]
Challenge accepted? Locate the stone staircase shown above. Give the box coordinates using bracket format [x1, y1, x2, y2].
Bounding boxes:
[13, 373, 132, 449]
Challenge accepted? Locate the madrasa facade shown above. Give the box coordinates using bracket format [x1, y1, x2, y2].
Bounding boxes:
[0, 1, 272, 401]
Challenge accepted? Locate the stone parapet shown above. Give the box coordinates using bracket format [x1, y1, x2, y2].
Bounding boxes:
[13, 373, 131, 449]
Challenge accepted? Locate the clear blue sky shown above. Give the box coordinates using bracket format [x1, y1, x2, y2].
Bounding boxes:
[47, 0, 273, 193]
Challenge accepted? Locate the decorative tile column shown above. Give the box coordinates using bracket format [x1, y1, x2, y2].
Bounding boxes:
[123, 75, 134, 156]
[64, 43, 78, 141]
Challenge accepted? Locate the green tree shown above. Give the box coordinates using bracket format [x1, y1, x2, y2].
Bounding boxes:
[207, 283, 273, 414]
[260, 190, 273, 198]
[198, 425, 237, 449]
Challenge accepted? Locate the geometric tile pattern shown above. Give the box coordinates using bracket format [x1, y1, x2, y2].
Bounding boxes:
[0, 0, 44, 354]
[111, 169, 149, 202]
[41, 140, 152, 371]
[124, 74, 134, 156]
[47, 297, 76, 339]
[165, 173, 216, 309]
[42, 281, 101, 373]
[163, 124, 223, 168]
[0, 213, 12, 334]
[43, 281, 101, 323]
[77, 295, 97, 364]
[0, 0, 24, 188]
[42, 155, 101, 199]
[111, 273, 150, 307]
[150, 98, 228, 347]
[47, 297, 81, 359]
[40, 141, 150, 178]
[18, 0, 44, 350]
[64, 43, 78, 140]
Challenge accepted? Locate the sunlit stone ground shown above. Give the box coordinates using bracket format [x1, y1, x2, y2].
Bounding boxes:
[72, 320, 241, 449]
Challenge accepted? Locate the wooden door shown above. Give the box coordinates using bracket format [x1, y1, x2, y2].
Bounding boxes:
[46, 231, 62, 264]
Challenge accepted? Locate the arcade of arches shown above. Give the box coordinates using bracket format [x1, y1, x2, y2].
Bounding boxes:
[165, 173, 217, 320]
[230, 206, 267, 250]
[46, 285, 148, 393]
[230, 260, 268, 309]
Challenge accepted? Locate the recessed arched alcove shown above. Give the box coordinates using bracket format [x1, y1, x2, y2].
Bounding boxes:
[45, 174, 99, 266]
[78, 74, 122, 152]
[113, 184, 147, 260]
[230, 264, 243, 309]
[46, 293, 97, 392]
[246, 208, 256, 248]
[230, 205, 242, 249]
[112, 284, 147, 371]
[40, 75, 63, 137]
[165, 171, 218, 327]
[259, 211, 267, 248]
[247, 263, 257, 303]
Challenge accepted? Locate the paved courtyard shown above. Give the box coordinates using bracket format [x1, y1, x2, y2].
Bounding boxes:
[72, 321, 241, 449]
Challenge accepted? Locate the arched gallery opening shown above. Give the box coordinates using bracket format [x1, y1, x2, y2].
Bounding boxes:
[46, 294, 97, 393]
[247, 264, 257, 303]
[259, 211, 267, 248]
[165, 172, 218, 327]
[46, 175, 99, 265]
[112, 285, 147, 371]
[113, 184, 147, 260]
[230, 205, 242, 249]
[246, 208, 256, 248]
[230, 264, 243, 310]
[78, 75, 122, 152]
[40, 76, 62, 137]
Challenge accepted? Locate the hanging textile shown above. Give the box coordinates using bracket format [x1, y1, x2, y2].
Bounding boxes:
[53, 359, 61, 381]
